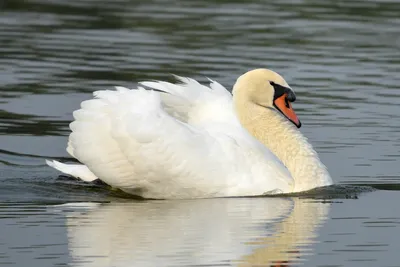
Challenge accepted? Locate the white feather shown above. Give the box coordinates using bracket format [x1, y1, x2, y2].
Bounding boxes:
[45, 160, 97, 182]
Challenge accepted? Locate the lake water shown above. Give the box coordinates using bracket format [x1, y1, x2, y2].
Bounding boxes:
[1, 0, 400, 266]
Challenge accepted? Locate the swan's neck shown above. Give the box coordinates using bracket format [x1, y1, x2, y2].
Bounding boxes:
[234, 98, 332, 192]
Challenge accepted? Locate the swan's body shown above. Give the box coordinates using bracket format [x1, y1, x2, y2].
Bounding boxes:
[46, 69, 332, 199]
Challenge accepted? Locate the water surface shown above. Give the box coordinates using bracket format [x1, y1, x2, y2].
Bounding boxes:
[1, 0, 400, 266]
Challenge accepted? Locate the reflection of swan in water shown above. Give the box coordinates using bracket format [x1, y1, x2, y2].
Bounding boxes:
[62, 198, 330, 267]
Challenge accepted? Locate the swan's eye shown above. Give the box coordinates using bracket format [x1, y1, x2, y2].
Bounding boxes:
[285, 97, 290, 108]
[270, 81, 276, 86]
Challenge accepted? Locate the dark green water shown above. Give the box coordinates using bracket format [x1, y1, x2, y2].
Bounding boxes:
[1, 0, 400, 266]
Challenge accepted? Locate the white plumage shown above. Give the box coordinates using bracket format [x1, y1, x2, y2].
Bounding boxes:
[46, 69, 332, 199]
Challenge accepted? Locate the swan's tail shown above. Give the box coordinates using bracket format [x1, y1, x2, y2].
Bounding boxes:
[45, 160, 98, 182]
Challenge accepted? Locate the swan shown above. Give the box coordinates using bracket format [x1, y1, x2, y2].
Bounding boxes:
[46, 68, 332, 198]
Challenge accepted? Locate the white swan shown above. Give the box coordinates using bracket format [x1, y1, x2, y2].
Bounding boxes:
[46, 68, 332, 198]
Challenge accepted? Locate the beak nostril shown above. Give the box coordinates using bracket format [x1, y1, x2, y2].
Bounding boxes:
[285, 97, 290, 108]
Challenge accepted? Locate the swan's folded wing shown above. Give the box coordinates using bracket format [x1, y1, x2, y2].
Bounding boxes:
[65, 78, 293, 198]
[67, 87, 243, 198]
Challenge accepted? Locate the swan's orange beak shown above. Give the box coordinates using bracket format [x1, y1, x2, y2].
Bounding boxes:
[273, 93, 301, 128]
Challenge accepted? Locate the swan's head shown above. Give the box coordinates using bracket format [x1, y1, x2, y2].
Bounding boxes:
[233, 68, 301, 128]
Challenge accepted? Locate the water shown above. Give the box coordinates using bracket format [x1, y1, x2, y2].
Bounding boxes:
[1, 0, 400, 266]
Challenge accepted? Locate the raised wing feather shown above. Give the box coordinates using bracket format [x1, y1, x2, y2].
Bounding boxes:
[141, 76, 239, 128]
